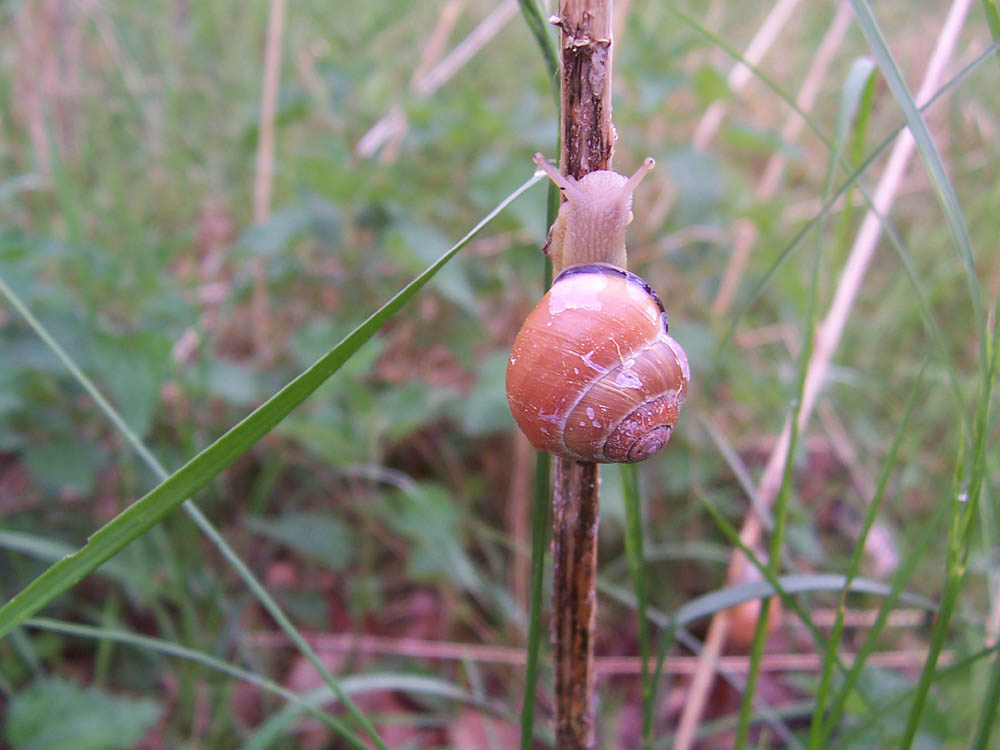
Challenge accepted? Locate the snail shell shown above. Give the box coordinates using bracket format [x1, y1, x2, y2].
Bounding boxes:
[505, 263, 690, 463]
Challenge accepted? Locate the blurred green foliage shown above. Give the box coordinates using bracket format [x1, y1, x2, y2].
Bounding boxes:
[0, 0, 997, 746]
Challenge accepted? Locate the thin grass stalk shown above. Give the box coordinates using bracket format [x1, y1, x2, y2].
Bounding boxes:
[24, 618, 366, 746]
[808, 368, 925, 748]
[621, 465, 652, 747]
[899, 303, 999, 748]
[520, 450, 551, 749]
[519, 136, 558, 750]
[970, 646, 1000, 748]
[676, 3, 973, 742]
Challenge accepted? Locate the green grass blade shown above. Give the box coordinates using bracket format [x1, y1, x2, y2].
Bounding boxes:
[718, 37, 998, 356]
[971, 647, 1000, 749]
[819, 493, 952, 744]
[699, 418, 773, 529]
[897, 302, 999, 749]
[621, 464, 653, 748]
[601, 572, 935, 635]
[23, 617, 363, 746]
[0, 171, 543, 639]
[247, 673, 511, 750]
[848, 0, 984, 365]
[809, 366, 924, 748]
[834, 643, 1000, 747]
[801, 55, 881, 749]
[738, 100, 831, 739]
[1, 257, 391, 745]
[982, 0, 1000, 56]
[516, 0, 560, 100]
[519, 450, 550, 750]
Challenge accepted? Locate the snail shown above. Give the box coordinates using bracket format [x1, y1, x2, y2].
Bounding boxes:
[505, 154, 690, 463]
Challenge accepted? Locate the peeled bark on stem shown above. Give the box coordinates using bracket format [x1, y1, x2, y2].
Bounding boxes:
[550, 1, 615, 747]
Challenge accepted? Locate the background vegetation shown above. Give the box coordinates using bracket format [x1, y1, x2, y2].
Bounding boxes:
[1, 0, 998, 747]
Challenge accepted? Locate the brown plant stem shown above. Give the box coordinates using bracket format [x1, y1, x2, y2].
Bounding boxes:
[550, 1, 614, 747]
[552, 459, 600, 747]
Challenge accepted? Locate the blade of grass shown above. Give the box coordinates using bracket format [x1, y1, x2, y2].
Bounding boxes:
[735, 400, 804, 747]
[23, 617, 364, 745]
[699, 417, 773, 530]
[819, 485, 958, 744]
[246, 672, 511, 750]
[835, 642, 1000, 747]
[0, 170, 543, 634]
[971, 642, 1000, 749]
[985, 0, 1000, 55]
[899, 299, 1000, 748]
[2, 171, 543, 748]
[737, 97, 830, 741]
[808, 365, 925, 749]
[796, 53, 878, 749]
[833, 57, 878, 263]
[0, 282, 388, 746]
[519, 450, 550, 750]
[848, 0, 984, 367]
[518, 146, 557, 750]
[711, 26, 998, 356]
[516, 0, 559, 100]
[599, 573, 936, 642]
[621, 464, 652, 748]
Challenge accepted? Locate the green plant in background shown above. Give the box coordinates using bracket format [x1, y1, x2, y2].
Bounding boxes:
[0, 0, 999, 748]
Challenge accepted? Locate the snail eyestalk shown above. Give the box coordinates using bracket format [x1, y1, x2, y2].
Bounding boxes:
[532, 152, 583, 200]
[619, 157, 655, 206]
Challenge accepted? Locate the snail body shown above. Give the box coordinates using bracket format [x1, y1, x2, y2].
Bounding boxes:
[505, 155, 690, 464]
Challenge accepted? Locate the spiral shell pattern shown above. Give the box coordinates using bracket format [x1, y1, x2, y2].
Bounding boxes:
[505, 263, 690, 463]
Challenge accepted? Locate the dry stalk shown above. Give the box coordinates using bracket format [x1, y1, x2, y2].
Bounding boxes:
[356, 0, 518, 159]
[251, 0, 287, 362]
[673, 2, 973, 748]
[646, 0, 802, 236]
[690, 0, 804, 151]
[244, 630, 947, 674]
[549, 1, 615, 746]
[712, 1, 852, 317]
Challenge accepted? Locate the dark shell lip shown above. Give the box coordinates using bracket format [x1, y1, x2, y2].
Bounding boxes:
[556, 262, 669, 334]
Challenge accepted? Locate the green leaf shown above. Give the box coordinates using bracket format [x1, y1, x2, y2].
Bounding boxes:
[380, 483, 476, 589]
[22, 439, 104, 496]
[692, 64, 729, 105]
[4, 678, 161, 750]
[238, 196, 342, 258]
[204, 359, 268, 406]
[665, 146, 723, 225]
[0, 170, 543, 638]
[247, 513, 354, 571]
[460, 350, 516, 437]
[91, 330, 170, 438]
